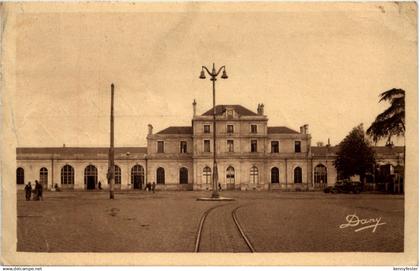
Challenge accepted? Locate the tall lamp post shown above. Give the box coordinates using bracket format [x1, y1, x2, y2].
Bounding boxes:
[107, 83, 115, 199]
[199, 63, 228, 198]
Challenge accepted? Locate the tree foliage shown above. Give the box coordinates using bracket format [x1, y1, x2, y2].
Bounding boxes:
[367, 88, 405, 144]
[334, 124, 376, 181]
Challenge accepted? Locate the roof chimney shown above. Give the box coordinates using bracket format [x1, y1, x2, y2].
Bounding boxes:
[192, 99, 197, 116]
[148, 124, 153, 136]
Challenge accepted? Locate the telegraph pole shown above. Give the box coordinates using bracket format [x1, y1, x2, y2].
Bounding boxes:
[108, 83, 115, 199]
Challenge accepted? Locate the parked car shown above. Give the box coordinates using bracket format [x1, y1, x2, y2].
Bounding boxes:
[324, 179, 362, 194]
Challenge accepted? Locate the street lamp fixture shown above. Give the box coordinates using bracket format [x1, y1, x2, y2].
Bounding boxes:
[199, 63, 228, 198]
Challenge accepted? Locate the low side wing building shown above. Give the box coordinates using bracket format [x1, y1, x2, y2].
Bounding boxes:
[16, 104, 404, 192]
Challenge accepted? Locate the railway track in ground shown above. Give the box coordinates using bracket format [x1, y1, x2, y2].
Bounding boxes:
[194, 203, 255, 252]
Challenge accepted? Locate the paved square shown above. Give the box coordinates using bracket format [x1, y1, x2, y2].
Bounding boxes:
[17, 191, 404, 252]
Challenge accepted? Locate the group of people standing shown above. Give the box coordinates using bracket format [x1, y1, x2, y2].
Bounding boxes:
[24, 180, 43, 201]
[145, 182, 156, 193]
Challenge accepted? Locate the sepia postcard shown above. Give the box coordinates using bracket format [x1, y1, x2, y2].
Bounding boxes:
[0, 1, 418, 266]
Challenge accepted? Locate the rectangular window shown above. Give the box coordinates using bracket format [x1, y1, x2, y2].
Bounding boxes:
[227, 125, 234, 134]
[157, 141, 164, 153]
[251, 124, 257, 133]
[227, 140, 234, 152]
[271, 141, 279, 153]
[204, 140, 211, 153]
[295, 141, 301, 153]
[204, 125, 210, 133]
[180, 141, 187, 153]
[251, 140, 258, 152]
[227, 110, 233, 119]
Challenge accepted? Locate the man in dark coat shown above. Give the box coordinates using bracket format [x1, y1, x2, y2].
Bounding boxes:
[24, 182, 32, 201]
[38, 181, 43, 200]
[33, 180, 39, 200]
[34, 180, 43, 201]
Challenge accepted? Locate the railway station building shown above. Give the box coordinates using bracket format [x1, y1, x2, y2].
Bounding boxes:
[16, 103, 405, 192]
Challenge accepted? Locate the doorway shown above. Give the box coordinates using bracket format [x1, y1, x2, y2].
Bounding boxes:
[131, 165, 144, 190]
[86, 176, 96, 190]
[226, 166, 235, 190]
[84, 165, 98, 190]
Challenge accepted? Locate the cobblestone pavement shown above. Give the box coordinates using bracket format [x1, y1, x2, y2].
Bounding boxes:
[17, 190, 404, 252]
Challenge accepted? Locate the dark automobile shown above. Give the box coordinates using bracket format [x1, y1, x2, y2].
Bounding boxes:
[324, 179, 362, 194]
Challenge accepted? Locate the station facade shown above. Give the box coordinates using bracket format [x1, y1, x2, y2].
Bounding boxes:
[16, 103, 405, 191]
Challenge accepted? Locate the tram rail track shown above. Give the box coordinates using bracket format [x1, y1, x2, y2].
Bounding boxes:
[194, 203, 255, 253]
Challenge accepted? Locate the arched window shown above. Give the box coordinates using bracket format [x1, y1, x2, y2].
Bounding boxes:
[131, 165, 144, 189]
[202, 166, 211, 184]
[16, 167, 24, 184]
[250, 166, 258, 184]
[179, 167, 188, 184]
[84, 165, 98, 190]
[61, 165, 74, 185]
[314, 164, 327, 187]
[294, 167, 302, 183]
[271, 167, 279, 183]
[114, 165, 121, 185]
[157, 167, 165, 184]
[40, 167, 48, 188]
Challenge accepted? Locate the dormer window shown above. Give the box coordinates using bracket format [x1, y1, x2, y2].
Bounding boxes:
[227, 110, 233, 119]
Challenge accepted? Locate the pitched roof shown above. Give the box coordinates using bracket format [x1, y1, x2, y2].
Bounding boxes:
[373, 146, 404, 155]
[156, 126, 193, 135]
[201, 105, 258, 116]
[311, 146, 404, 157]
[311, 146, 339, 156]
[16, 147, 147, 160]
[17, 147, 147, 155]
[267, 126, 299, 134]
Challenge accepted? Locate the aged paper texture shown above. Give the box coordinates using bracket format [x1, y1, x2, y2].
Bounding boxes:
[1, 2, 418, 266]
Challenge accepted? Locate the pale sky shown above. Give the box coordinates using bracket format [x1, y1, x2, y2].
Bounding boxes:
[14, 2, 416, 147]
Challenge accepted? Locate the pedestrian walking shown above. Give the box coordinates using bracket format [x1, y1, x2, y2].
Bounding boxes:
[34, 180, 43, 201]
[218, 183, 222, 191]
[98, 181, 102, 190]
[152, 182, 156, 193]
[24, 182, 32, 201]
[33, 180, 40, 200]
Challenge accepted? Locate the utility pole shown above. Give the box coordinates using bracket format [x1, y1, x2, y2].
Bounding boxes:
[108, 83, 115, 199]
